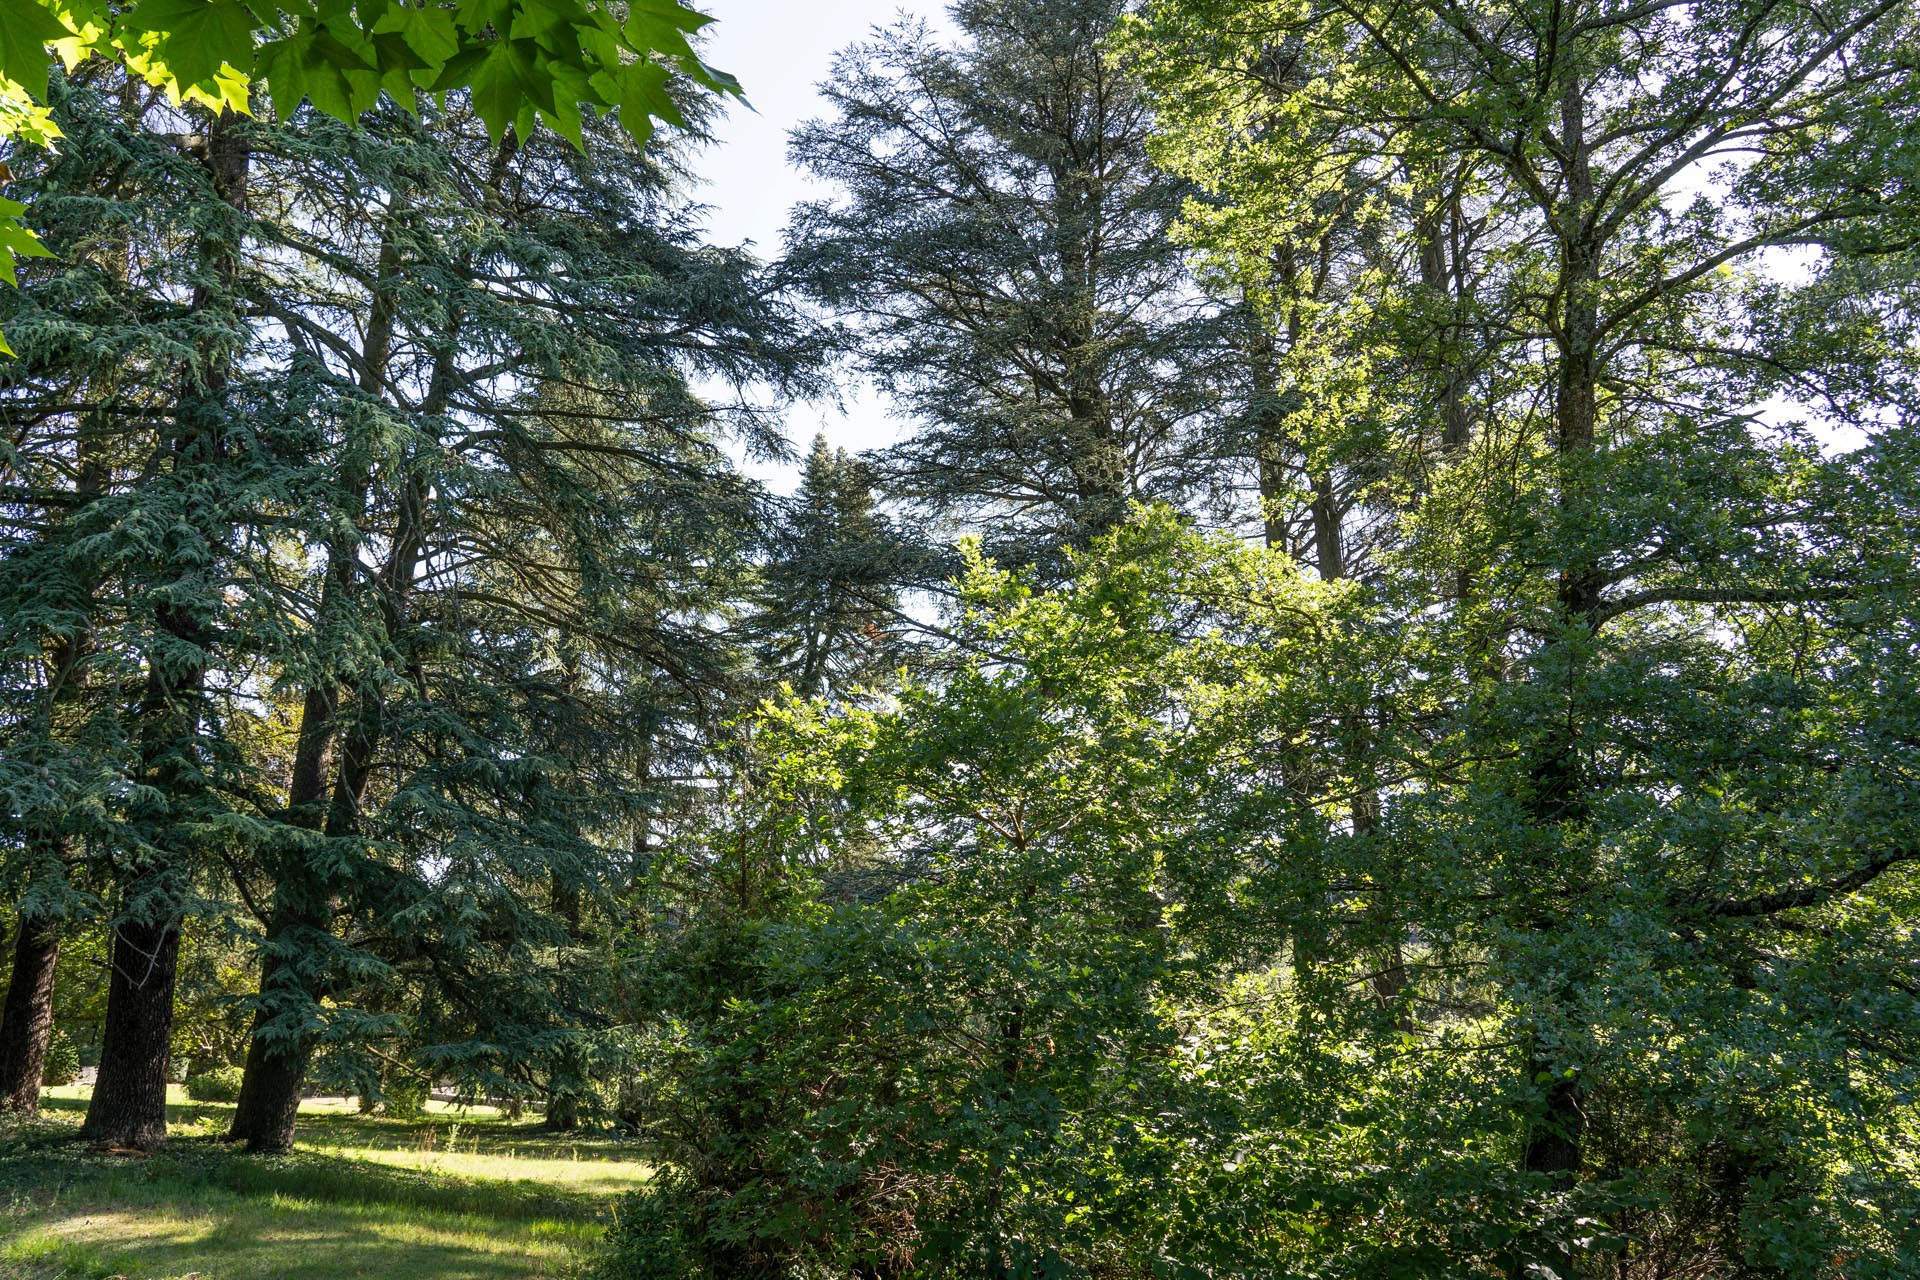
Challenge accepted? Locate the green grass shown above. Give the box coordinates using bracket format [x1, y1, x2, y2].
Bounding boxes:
[0, 1085, 651, 1279]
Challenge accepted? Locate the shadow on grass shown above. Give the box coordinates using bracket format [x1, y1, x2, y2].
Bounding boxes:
[6, 1198, 585, 1280]
[37, 1091, 237, 1131]
[2, 1130, 604, 1222]
[292, 1114, 646, 1166]
[34, 1092, 644, 1164]
[0, 1123, 618, 1280]
[200, 1142, 607, 1220]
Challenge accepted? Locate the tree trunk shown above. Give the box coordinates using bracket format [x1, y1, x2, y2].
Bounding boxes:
[226, 183, 422, 1155]
[544, 1090, 580, 1131]
[226, 888, 330, 1151]
[1508, 60, 1602, 1280]
[227, 973, 312, 1153]
[1308, 470, 1345, 581]
[1, 406, 108, 1115]
[84, 106, 251, 1152]
[0, 912, 63, 1113]
[1414, 172, 1473, 456]
[1248, 322, 1291, 551]
[226, 136, 509, 1152]
[224, 564, 354, 1153]
[80, 918, 178, 1149]
[1523, 1069, 1586, 1182]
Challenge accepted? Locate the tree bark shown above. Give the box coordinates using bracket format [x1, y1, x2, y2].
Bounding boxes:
[225, 126, 508, 1145]
[226, 893, 330, 1151]
[1509, 55, 1602, 1279]
[544, 1090, 581, 1132]
[227, 202, 407, 1154]
[1, 404, 110, 1116]
[227, 128, 510, 1155]
[1247, 316, 1291, 551]
[226, 966, 311, 1152]
[0, 911, 63, 1112]
[84, 106, 251, 1151]
[80, 918, 178, 1149]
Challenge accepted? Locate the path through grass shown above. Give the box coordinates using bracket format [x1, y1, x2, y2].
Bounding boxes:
[0, 1086, 650, 1279]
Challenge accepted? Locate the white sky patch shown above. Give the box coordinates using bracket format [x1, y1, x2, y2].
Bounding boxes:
[692, 0, 954, 493]
[1660, 154, 1869, 454]
[686, 3, 1884, 494]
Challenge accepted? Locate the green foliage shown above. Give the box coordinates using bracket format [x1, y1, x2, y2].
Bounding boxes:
[184, 1066, 244, 1102]
[45, 927, 108, 1066]
[170, 922, 258, 1073]
[38, 1028, 78, 1086]
[786, 0, 1244, 565]
[0, 52, 817, 1148]
[618, 464, 1920, 1272]
[1105, 0, 1920, 1270]
[3, 0, 1916, 1272]
[0, 0, 741, 354]
[380, 1074, 429, 1119]
[0, 0, 736, 149]
[599, 1174, 704, 1280]
[618, 512, 1368, 1277]
[753, 434, 913, 701]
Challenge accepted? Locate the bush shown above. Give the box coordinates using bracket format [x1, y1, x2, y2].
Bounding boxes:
[184, 1066, 244, 1102]
[40, 1028, 80, 1086]
[598, 1176, 704, 1280]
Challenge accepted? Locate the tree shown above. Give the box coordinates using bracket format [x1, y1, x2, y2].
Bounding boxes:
[786, 0, 1237, 568]
[0, 0, 740, 352]
[0, 57, 818, 1150]
[207, 93, 818, 1151]
[752, 435, 909, 701]
[613, 509, 1422, 1278]
[626, 516, 1189, 1276]
[0, 62, 294, 1147]
[1129, 0, 1920, 1269]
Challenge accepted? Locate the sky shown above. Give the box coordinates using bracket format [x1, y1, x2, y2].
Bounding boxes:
[690, 0, 955, 488]
[683, 2, 1860, 483]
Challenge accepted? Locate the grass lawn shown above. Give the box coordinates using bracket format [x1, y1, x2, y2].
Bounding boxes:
[0, 1085, 651, 1279]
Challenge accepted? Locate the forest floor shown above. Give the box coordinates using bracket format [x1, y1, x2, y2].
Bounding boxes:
[0, 1086, 650, 1279]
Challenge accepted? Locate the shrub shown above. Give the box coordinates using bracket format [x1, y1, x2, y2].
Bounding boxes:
[40, 1028, 80, 1086]
[598, 1175, 703, 1280]
[184, 1066, 244, 1102]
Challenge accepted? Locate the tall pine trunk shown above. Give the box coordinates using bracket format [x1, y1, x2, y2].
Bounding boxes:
[225, 887, 328, 1150]
[1, 395, 111, 1115]
[1511, 56, 1601, 1279]
[80, 919, 179, 1147]
[226, 478, 426, 1150]
[82, 106, 250, 1150]
[226, 931, 313, 1150]
[227, 201, 410, 1154]
[0, 908, 63, 1112]
[0, 630, 95, 1114]
[224, 135, 512, 1150]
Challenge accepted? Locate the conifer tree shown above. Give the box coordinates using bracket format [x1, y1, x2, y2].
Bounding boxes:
[0, 67, 302, 1146]
[2, 62, 819, 1149]
[213, 95, 818, 1150]
[0, 69, 153, 1112]
[754, 435, 907, 700]
[786, 0, 1237, 567]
